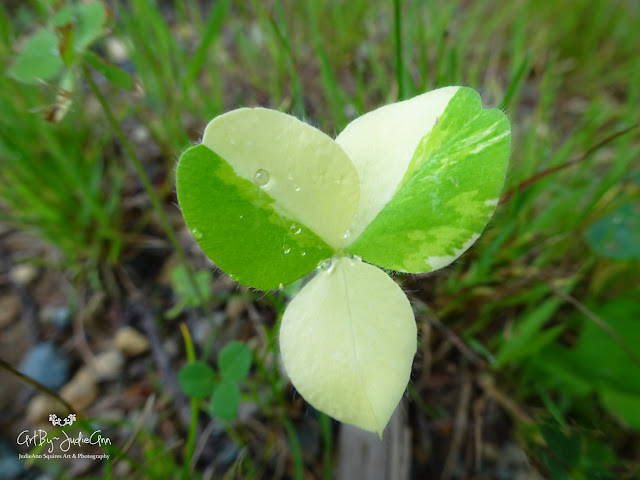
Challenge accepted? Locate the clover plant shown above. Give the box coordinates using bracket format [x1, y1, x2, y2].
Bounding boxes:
[176, 86, 511, 436]
[178, 341, 253, 421]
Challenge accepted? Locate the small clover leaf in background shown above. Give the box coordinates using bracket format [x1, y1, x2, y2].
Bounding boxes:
[210, 380, 242, 421]
[8, 1, 134, 121]
[178, 342, 253, 421]
[8, 29, 64, 84]
[178, 361, 216, 399]
[176, 86, 511, 435]
[585, 201, 640, 260]
[218, 340, 252, 382]
[166, 265, 212, 319]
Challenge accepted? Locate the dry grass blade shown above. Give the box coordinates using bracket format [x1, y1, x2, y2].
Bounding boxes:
[500, 124, 639, 205]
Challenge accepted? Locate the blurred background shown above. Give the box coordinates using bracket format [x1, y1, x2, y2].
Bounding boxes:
[0, 0, 638, 479]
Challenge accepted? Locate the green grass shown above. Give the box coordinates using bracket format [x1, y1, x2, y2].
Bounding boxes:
[1, 0, 639, 478]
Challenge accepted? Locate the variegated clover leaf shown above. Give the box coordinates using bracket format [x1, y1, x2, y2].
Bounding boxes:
[176, 86, 510, 436]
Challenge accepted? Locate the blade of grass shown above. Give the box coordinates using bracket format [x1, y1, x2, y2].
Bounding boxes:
[184, 0, 232, 92]
[83, 64, 210, 318]
[500, 124, 639, 204]
[319, 412, 333, 480]
[269, 0, 304, 115]
[393, 0, 405, 99]
[283, 417, 304, 480]
[500, 49, 532, 110]
[303, 2, 346, 126]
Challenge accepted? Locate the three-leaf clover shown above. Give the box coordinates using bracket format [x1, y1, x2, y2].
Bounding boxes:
[176, 87, 510, 436]
[178, 341, 252, 421]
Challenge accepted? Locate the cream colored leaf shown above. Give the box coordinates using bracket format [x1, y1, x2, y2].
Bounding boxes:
[279, 256, 417, 436]
[202, 108, 359, 249]
[335, 86, 459, 245]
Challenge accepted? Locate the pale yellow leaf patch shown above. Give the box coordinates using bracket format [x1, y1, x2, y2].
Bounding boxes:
[279, 256, 417, 436]
[335, 86, 459, 245]
[202, 108, 359, 249]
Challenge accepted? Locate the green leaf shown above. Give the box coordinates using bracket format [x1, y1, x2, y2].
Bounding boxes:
[170, 265, 210, 306]
[210, 379, 241, 420]
[84, 50, 135, 90]
[600, 389, 640, 429]
[178, 362, 216, 399]
[341, 87, 511, 273]
[493, 296, 564, 368]
[279, 256, 416, 436]
[535, 297, 640, 427]
[219, 341, 252, 382]
[53, 1, 108, 52]
[9, 28, 64, 84]
[176, 108, 360, 290]
[585, 200, 640, 260]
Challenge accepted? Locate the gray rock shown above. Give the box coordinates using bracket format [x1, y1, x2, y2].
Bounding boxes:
[0, 439, 24, 480]
[19, 342, 69, 390]
[39, 306, 71, 329]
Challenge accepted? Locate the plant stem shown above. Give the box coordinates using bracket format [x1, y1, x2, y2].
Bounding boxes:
[0, 356, 74, 413]
[179, 323, 199, 479]
[82, 65, 210, 317]
[394, 0, 405, 100]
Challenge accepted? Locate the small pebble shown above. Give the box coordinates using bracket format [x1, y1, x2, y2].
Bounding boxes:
[60, 368, 98, 411]
[0, 439, 24, 480]
[115, 327, 150, 357]
[19, 342, 70, 390]
[39, 305, 71, 329]
[10, 264, 38, 286]
[87, 349, 125, 382]
[26, 394, 57, 424]
[225, 297, 246, 320]
[0, 294, 20, 328]
[105, 37, 129, 63]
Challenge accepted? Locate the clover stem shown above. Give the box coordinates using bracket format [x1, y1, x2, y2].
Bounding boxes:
[393, 0, 405, 99]
[82, 64, 211, 318]
[179, 323, 199, 478]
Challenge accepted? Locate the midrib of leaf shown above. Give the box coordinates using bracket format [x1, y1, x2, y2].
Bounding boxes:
[339, 260, 379, 429]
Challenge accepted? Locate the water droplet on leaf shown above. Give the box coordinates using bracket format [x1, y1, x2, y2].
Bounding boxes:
[317, 259, 332, 271]
[191, 228, 203, 239]
[283, 244, 291, 254]
[253, 169, 270, 186]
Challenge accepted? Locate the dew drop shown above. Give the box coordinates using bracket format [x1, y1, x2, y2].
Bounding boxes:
[253, 169, 270, 186]
[295, 186, 301, 192]
[290, 223, 297, 231]
[279, 283, 285, 290]
[239, 215, 244, 219]
[317, 259, 332, 271]
[301, 252, 306, 256]
[294, 228, 301, 235]
[191, 228, 203, 239]
[283, 244, 291, 254]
